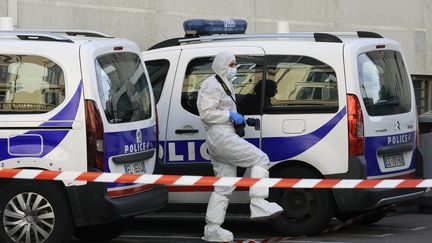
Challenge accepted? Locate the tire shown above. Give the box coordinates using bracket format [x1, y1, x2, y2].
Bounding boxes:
[0, 180, 74, 243]
[268, 167, 334, 236]
[74, 218, 132, 242]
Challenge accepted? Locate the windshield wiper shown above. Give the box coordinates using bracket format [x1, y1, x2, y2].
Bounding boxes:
[112, 107, 138, 114]
[374, 98, 400, 106]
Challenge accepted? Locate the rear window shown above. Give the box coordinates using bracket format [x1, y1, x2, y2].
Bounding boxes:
[96, 52, 151, 123]
[357, 50, 411, 116]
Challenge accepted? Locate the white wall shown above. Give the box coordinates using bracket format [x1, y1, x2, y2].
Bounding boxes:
[2, 0, 432, 75]
[0, 0, 8, 17]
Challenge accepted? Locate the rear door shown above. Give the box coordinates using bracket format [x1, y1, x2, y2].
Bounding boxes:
[354, 45, 417, 178]
[260, 42, 348, 176]
[82, 43, 158, 197]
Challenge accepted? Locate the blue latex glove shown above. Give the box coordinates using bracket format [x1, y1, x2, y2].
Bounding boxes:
[229, 112, 245, 125]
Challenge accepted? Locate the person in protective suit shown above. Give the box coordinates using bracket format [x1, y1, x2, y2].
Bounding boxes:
[197, 51, 283, 242]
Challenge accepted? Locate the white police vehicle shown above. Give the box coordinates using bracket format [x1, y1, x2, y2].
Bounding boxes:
[0, 30, 167, 243]
[143, 19, 426, 236]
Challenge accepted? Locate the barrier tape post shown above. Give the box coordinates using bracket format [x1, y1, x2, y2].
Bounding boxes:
[0, 168, 430, 189]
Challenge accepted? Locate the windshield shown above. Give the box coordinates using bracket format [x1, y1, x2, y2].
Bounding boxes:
[357, 50, 411, 116]
[96, 52, 152, 124]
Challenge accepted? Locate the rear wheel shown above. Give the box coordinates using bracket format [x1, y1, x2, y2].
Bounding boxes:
[0, 180, 74, 243]
[268, 167, 334, 236]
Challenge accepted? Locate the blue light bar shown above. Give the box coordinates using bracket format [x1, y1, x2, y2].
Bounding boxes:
[183, 19, 247, 37]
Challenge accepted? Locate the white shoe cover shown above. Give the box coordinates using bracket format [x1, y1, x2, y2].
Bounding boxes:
[249, 166, 270, 198]
[202, 224, 234, 242]
[250, 198, 283, 220]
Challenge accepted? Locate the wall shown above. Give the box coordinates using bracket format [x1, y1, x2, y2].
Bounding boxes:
[2, 0, 432, 75]
[0, 0, 8, 16]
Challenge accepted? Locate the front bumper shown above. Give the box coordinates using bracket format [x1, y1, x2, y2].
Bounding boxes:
[66, 181, 168, 227]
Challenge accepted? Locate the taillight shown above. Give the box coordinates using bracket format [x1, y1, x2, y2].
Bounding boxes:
[347, 94, 364, 156]
[85, 100, 105, 171]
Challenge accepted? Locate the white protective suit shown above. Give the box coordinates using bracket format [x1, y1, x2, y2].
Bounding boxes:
[197, 51, 283, 242]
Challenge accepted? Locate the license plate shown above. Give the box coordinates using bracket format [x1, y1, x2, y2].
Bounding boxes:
[383, 154, 405, 168]
[124, 161, 146, 174]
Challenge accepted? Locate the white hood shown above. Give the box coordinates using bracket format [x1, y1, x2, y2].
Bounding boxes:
[212, 51, 236, 82]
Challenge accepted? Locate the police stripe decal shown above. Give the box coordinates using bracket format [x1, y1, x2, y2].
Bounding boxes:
[0, 81, 82, 160]
[262, 107, 347, 161]
[162, 108, 347, 164]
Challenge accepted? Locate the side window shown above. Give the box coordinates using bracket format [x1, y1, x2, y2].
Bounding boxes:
[145, 59, 170, 103]
[96, 52, 152, 124]
[182, 56, 264, 115]
[264, 55, 338, 112]
[0, 55, 65, 113]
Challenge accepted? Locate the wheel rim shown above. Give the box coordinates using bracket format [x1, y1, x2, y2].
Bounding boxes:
[278, 188, 317, 223]
[3, 192, 55, 243]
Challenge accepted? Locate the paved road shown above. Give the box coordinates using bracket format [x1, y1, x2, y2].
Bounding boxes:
[71, 205, 432, 243]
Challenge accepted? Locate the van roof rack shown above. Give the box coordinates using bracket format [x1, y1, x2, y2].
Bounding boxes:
[357, 31, 383, 38]
[179, 31, 383, 44]
[178, 33, 335, 43]
[148, 31, 384, 50]
[0, 31, 73, 43]
[17, 29, 112, 38]
[147, 37, 185, 50]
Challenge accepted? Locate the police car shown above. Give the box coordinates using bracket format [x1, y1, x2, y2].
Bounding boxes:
[0, 30, 167, 243]
[142, 19, 426, 236]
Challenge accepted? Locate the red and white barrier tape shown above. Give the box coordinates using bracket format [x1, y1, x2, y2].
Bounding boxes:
[0, 168, 429, 189]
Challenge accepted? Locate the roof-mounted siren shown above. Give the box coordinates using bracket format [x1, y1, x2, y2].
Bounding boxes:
[183, 19, 247, 37]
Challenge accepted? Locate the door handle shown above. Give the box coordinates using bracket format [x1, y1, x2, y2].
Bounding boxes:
[246, 118, 261, 130]
[175, 129, 199, 134]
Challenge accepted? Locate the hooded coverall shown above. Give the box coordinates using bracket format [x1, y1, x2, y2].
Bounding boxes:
[197, 51, 283, 242]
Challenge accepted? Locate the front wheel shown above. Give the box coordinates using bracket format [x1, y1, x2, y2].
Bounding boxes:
[268, 167, 334, 236]
[0, 180, 74, 243]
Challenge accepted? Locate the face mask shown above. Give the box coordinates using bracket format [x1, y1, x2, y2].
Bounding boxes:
[227, 67, 237, 80]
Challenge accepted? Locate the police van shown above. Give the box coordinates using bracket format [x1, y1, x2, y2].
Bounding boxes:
[0, 30, 167, 243]
[143, 19, 427, 236]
